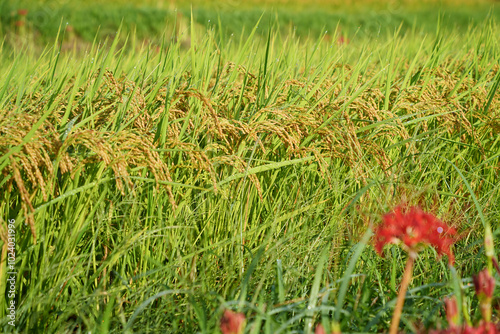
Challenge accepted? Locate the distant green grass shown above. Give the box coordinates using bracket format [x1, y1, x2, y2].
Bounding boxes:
[0, 10, 499, 334]
[1, 0, 499, 47]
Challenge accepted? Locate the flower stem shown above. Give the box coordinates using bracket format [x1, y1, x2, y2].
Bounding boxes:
[389, 252, 416, 334]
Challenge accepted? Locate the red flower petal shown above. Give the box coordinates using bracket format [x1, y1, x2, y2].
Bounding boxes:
[220, 310, 245, 334]
[374, 206, 456, 264]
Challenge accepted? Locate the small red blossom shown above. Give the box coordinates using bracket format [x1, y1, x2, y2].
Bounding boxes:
[474, 269, 496, 323]
[14, 20, 25, 27]
[220, 309, 245, 334]
[474, 269, 495, 300]
[337, 35, 350, 45]
[315, 324, 327, 334]
[374, 206, 456, 264]
[431, 321, 500, 334]
[314, 323, 342, 334]
[463, 321, 500, 334]
[18, 9, 28, 16]
[445, 297, 460, 329]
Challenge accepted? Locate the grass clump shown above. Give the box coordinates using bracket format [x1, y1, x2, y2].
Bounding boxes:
[0, 14, 499, 333]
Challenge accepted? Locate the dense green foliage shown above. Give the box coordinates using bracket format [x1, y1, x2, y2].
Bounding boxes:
[0, 3, 499, 333]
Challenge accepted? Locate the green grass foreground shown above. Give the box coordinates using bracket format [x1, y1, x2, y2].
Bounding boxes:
[0, 16, 500, 333]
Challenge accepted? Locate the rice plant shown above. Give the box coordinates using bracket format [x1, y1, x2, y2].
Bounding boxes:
[0, 7, 499, 333]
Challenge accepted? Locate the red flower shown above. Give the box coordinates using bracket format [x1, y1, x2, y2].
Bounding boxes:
[374, 206, 456, 264]
[463, 321, 500, 334]
[220, 309, 245, 334]
[473, 269, 495, 300]
[431, 321, 500, 334]
[18, 9, 28, 16]
[315, 324, 327, 334]
[473, 269, 496, 323]
[337, 36, 350, 45]
[314, 323, 342, 334]
[14, 20, 24, 27]
[445, 297, 460, 329]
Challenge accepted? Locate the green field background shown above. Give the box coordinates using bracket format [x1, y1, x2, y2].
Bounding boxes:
[1, 0, 500, 44]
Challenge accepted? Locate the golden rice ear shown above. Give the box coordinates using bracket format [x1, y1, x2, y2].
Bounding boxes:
[10, 156, 36, 244]
[3, 52, 498, 246]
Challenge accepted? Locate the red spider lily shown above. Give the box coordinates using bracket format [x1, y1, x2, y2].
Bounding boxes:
[337, 35, 350, 45]
[430, 315, 500, 334]
[315, 323, 342, 334]
[474, 269, 495, 300]
[374, 206, 456, 264]
[18, 9, 28, 16]
[474, 269, 496, 323]
[220, 309, 245, 334]
[463, 322, 500, 334]
[315, 324, 327, 334]
[431, 322, 500, 334]
[430, 271, 498, 334]
[445, 297, 460, 329]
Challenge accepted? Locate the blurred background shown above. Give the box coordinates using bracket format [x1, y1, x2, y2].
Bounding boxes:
[1, 0, 498, 50]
